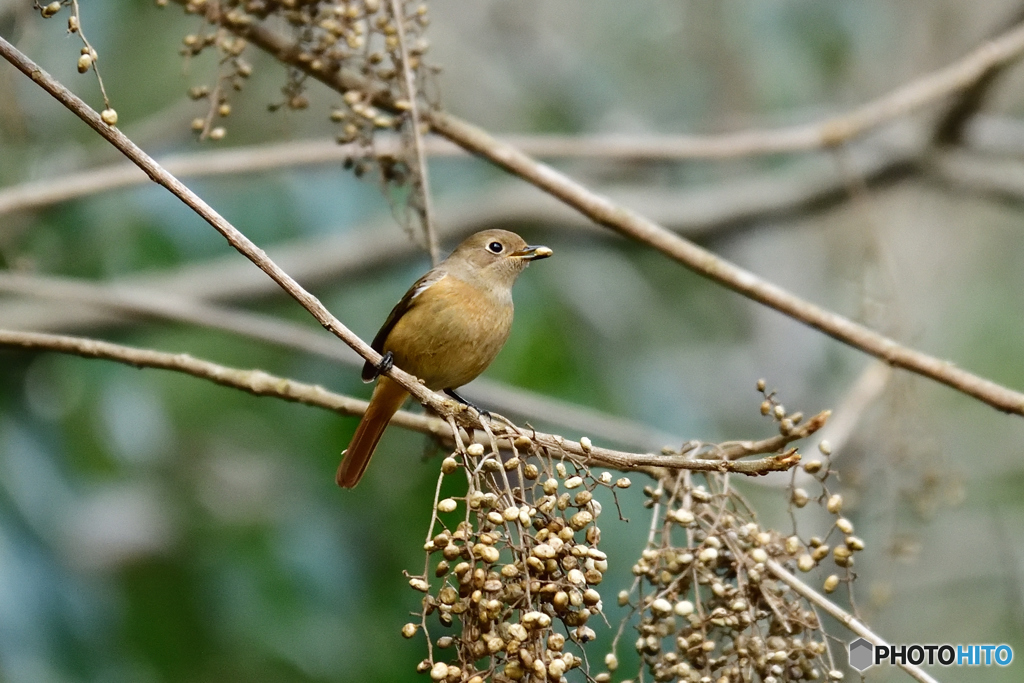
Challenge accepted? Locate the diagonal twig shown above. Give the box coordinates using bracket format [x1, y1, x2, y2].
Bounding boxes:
[388, 0, 439, 265]
[221, 9, 1024, 158]
[0, 34, 439, 416]
[428, 111, 1024, 417]
[0, 37, 812, 477]
[932, 4, 1024, 146]
[180, 10, 1024, 417]
[0, 133, 918, 229]
[767, 559, 941, 683]
[0, 327, 445, 436]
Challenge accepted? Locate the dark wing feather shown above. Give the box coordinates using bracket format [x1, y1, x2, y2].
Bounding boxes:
[361, 269, 447, 381]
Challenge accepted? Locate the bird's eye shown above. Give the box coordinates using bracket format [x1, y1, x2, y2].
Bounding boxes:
[487, 241, 504, 254]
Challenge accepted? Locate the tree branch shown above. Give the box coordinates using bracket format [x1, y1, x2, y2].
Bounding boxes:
[0, 139, 919, 334]
[0, 328, 811, 476]
[174, 10, 1024, 417]
[0, 138, 404, 217]
[0, 327, 445, 436]
[0, 33, 441, 416]
[388, 0, 438, 265]
[429, 111, 1024, 417]
[0, 132, 916, 219]
[932, 4, 1024, 146]
[229, 9, 1024, 158]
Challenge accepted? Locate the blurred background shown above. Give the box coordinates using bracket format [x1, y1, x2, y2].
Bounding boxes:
[2, 0, 1024, 681]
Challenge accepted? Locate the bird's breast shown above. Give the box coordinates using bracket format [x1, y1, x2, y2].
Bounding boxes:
[383, 275, 514, 390]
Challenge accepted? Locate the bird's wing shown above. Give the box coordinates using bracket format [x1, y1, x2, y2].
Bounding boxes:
[361, 269, 449, 381]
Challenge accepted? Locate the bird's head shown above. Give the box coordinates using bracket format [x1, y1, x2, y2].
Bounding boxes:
[445, 229, 552, 290]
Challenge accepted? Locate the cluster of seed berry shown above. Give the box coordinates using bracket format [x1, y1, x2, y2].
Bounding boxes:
[169, 0, 432, 146]
[612, 490, 843, 683]
[596, 381, 860, 683]
[405, 439, 628, 683]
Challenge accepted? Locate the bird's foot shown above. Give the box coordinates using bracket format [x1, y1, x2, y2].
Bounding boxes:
[370, 351, 394, 380]
[444, 388, 491, 419]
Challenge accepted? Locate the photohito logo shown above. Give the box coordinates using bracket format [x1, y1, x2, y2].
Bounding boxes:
[848, 638, 1014, 671]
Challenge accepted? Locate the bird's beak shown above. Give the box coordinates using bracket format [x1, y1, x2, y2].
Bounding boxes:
[511, 245, 553, 261]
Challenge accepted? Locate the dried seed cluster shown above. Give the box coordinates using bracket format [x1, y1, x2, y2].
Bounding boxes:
[605, 481, 847, 683]
[597, 383, 858, 683]
[757, 377, 810, 440]
[408, 443, 621, 682]
[170, 0, 432, 151]
[758, 380, 864, 594]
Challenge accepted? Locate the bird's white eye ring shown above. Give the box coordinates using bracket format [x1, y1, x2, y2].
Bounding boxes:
[487, 241, 504, 254]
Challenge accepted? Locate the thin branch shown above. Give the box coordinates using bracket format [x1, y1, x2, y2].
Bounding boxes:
[760, 361, 892, 490]
[767, 559, 940, 683]
[576, 411, 828, 475]
[429, 111, 1024, 417]
[0, 34, 437, 414]
[661, 17, 1024, 157]
[928, 148, 1024, 205]
[0, 138, 403, 216]
[68, 0, 111, 111]
[190, 11, 1024, 417]
[228, 8, 1024, 158]
[0, 327, 445, 436]
[0, 328, 806, 476]
[0, 131, 916, 218]
[496, 431, 805, 477]
[0, 271, 682, 450]
[388, 0, 438, 265]
[932, 4, 1024, 146]
[0, 142, 918, 333]
[719, 410, 830, 461]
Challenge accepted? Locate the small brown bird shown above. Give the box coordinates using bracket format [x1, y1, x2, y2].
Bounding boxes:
[336, 229, 552, 488]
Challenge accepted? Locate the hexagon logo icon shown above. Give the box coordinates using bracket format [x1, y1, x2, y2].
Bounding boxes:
[849, 638, 874, 671]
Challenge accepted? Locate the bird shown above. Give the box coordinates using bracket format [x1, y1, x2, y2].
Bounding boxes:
[336, 229, 552, 488]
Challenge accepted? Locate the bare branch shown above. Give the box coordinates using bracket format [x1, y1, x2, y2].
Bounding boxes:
[760, 361, 892, 490]
[0, 328, 807, 476]
[718, 410, 831, 461]
[572, 411, 829, 476]
[429, 111, 1024, 417]
[0, 34, 438, 414]
[932, 5, 1024, 145]
[177, 10, 1024, 416]
[388, 0, 438, 265]
[0, 327, 445, 437]
[0, 140, 919, 333]
[0, 131, 916, 219]
[229, 8, 1024, 158]
[0, 138, 403, 217]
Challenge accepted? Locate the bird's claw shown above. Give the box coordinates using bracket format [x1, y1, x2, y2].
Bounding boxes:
[444, 388, 491, 419]
[372, 351, 394, 379]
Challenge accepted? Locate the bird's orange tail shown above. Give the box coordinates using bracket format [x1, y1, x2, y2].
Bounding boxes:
[337, 377, 409, 488]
